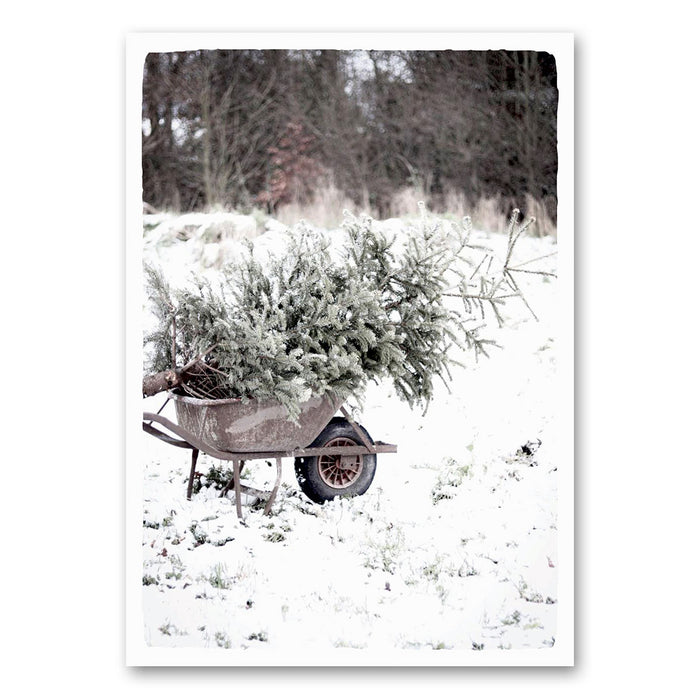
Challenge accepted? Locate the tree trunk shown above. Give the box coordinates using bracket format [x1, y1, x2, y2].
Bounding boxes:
[143, 351, 216, 398]
[142, 369, 183, 398]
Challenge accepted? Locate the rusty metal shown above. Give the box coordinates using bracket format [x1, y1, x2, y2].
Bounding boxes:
[319, 437, 363, 488]
[171, 392, 343, 452]
[186, 448, 199, 500]
[238, 484, 270, 500]
[263, 458, 283, 517]
[142, 396, 397, 517]
[143, 412, 397, 460]
[142, 420, 192, 449]
[233, 460, 243, 520]
[339, 405, 375, 451]
[220, 476, 275, 501]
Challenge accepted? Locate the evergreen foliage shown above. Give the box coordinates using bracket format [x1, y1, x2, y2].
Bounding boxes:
[144, 208, 540, 419]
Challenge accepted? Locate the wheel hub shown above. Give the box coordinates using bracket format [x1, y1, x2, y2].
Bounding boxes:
[318, 437, 363, 488]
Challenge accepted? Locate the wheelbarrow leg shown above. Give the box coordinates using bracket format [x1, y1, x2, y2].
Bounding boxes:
[186, 448, 199, 500]
[233, 460, 243, 520]
[263, 457, 283, 516]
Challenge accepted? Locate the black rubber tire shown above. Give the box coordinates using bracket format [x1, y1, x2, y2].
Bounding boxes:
[294, 417, 377, 504]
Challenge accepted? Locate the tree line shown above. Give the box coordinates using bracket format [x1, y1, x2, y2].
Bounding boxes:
[142, 49, 558, 221]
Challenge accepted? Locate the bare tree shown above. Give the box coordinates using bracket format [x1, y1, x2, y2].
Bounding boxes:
[141, 49, 558, 221]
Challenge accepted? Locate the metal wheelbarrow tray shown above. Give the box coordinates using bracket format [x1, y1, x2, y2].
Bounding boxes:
[142, 391, 398, 518]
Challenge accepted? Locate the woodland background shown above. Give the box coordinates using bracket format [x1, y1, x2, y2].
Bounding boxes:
[142, 49, 558, 233]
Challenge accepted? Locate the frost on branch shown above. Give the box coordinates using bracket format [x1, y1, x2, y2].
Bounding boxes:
[143, 208, 551, 418]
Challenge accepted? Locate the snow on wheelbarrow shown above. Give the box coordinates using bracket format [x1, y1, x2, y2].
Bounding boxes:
[142, 391, 397, 518]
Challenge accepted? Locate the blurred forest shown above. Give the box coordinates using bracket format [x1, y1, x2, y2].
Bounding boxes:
[142, 49, 558, 231]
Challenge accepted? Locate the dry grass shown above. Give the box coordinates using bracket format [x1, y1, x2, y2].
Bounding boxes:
[405, 187, 557, 238]
[522, 193, 558, 238]
[388, 186, 430, 219]
[275, 185, 557, 238]
[275, 182, 370, 230]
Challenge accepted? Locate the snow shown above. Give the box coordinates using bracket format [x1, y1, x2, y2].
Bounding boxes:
[137, 211, 563, 660]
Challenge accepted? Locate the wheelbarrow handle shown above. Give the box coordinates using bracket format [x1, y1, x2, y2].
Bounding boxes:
[143, 412, 265, 461]
[142, 419, 193, 449]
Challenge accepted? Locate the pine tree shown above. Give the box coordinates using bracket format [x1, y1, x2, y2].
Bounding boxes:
[143, 207, 548, 418]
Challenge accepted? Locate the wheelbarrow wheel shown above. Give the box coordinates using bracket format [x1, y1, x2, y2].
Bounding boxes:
[294, 418, 377, 504]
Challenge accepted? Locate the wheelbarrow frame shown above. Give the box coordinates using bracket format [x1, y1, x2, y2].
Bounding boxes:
[142, 405, 397, 518]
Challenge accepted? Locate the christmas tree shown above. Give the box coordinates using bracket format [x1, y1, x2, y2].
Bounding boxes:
[143, 206, 545, 419]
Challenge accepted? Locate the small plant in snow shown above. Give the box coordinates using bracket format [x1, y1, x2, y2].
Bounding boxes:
[517, 579, 544, 603]
[264, 530, 286, 543]
[247, 630, 269, 643]
[159, 621, 185, 636]
[189, 522, 208, 546]
[419, 556, 453, 604]
[208, 562, 233, 589]
[430, 457, 471, 504]
[214, 631, 232, 648]
[421, 557, 444, 582]
[210, 535, 236, 547]
[458, 560, 479, 577]
[363, 522, 406, 574]
[198, 464, 233, 493]
[334, 639, 367, 649]
[501, 610, 522, 626]
[164, 554, 186, 581]
[507, 439, 542, 468]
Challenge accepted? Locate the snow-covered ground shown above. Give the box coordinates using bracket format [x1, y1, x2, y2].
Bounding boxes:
[138, 211, 561, 658]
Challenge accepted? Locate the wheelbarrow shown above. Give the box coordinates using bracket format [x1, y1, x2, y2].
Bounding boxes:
[142, 392, 397, 518]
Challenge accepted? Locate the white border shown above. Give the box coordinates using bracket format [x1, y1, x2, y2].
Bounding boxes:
[126, 32, 574, 667]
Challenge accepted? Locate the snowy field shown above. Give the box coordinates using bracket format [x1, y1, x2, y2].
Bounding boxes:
[137, 211, 561, 659]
